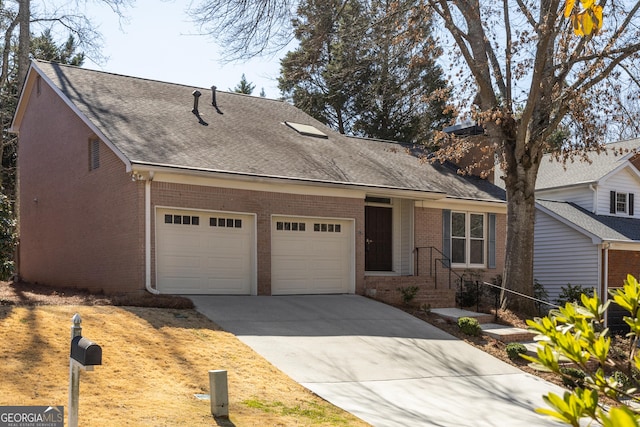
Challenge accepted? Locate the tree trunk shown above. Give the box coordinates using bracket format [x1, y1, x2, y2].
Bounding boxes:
[17, 0, 30, 88]
[501, 148, 539, 314]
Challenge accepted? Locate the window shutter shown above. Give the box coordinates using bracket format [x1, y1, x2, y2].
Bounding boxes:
[610, 191, 616, 214]
[488, 213, 496, 269]
[442, 210, 451, 268]
[630, 193, 635, 216]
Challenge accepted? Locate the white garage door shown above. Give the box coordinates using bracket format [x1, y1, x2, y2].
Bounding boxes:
[271, 216, 353, 295]
[156, 209, 254, 294]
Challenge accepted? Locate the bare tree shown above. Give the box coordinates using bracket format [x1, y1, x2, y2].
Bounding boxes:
[189, 0, 640, 311]
[188, 0, 296, 59]
[1, 0, 133, 220]
[426, 0, 640, 310]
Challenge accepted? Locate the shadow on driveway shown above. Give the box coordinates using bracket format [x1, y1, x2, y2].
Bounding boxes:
[190, 294, 569, 427]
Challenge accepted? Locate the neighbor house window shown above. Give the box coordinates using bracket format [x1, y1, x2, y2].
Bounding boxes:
[451, 212, 485, 266]
[610, 191, 635, 216]
[616, 192, 628, 213]
[89, 138, 100, 170]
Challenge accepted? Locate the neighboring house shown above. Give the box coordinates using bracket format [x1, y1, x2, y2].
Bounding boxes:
[530, 138, 640, 326]
[10, 60, 507, 307]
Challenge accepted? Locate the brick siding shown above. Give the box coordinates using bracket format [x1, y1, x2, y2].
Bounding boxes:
[607, 249, 640, 288]
[18, 80, 144, 294]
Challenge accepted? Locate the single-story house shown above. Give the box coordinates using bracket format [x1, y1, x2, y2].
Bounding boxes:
[10, 60, 507, 306]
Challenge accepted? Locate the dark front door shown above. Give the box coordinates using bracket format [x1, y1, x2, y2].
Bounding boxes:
[365, 206, 392, 271]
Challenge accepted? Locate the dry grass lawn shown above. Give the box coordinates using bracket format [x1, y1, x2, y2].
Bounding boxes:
[0, 284, 370, 426]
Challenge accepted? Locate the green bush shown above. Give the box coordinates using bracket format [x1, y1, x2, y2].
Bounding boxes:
[397, 285, 419, 305]
[526, 274, 640, 425]
[456, 281, 479, 307]
[457, 317, 481, 336]
[533, 279, 550, 315]
[556, 283, 593, 306]
[611, 371, 633, 392]
[559, 367, 586, 389]
[505, 343, 527, 361]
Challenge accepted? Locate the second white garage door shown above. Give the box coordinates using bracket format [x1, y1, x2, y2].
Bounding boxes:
[156, 209, 255, 294]
[271, 216, 354, 295]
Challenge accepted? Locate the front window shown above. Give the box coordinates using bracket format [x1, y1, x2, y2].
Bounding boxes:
[451, 212, 485, 267]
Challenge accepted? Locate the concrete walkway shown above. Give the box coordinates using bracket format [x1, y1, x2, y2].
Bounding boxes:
[190, 295, 569, 427]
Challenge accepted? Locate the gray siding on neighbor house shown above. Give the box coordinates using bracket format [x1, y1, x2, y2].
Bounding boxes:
[539, 186, 594, 212]
[534, 210, 600, 303]
[536, 186, 595, 212]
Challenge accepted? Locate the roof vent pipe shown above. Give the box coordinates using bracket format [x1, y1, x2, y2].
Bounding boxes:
[192, 90, 201, 114]
[191, 90, 208, 126]
[211, 86, 223, 115]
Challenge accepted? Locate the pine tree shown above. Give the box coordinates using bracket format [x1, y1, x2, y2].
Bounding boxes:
[278, 0, 451, 143]
[232, 74, 255, 94]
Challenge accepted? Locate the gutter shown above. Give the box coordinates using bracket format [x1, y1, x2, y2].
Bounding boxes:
[131, 162, 449, 201]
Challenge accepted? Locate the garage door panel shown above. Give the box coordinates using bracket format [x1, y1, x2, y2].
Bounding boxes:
[157, 209, 254, 294]
[162, 232, 204, 251]
[161, 256, 201, 271]
[312, 258, 346, 270]
[272, 239, 308, 254]
[204, 278, 247, 294]
[272, 216, 353, 295]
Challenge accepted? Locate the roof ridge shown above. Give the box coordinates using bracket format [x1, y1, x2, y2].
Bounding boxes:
[33, 59, 286, 103]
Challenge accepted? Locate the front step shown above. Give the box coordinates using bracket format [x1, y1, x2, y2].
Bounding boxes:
[431, 308, 535, 343]
[430, 308, 494, 324]
[481, 323, 537, 343]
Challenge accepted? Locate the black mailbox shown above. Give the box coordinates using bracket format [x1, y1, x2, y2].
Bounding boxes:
[70, 336, 102, 366]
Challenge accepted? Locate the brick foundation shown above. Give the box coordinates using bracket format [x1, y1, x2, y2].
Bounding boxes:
[364, 275, 457, 308]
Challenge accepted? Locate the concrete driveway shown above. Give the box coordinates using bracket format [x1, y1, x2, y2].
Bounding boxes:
[190, 294, 568, 427]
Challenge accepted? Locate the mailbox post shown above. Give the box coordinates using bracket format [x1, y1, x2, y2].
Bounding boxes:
[68, 314, 102, 427]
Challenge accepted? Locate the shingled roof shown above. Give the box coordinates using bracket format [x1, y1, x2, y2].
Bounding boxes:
[23, 60, 505, 202]
[536, 138, 640, 191]
[537, 199, 640, 242]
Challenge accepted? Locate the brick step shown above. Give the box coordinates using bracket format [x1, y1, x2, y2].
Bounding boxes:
[430, 308, 495, 325]
[480, 323, 537, 343]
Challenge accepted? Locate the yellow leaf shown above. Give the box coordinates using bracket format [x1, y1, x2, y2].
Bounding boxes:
[572, 14, 585, 36]
[581, 11, 594, 35]
[580, 0, 595, 9]
[591, 5, 602, 33]
[593, 4, 603, 31]
[599, 406, 640, 427]
[565, 0, 576, 18]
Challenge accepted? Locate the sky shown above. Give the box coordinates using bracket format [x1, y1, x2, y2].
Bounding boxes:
[81, 0, 288, 99]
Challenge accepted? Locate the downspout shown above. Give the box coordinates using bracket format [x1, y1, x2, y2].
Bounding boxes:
[145, 173, 159, 294]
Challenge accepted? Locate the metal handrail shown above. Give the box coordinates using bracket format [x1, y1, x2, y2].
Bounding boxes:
[414, 246, 463, 289]
[473, 280, 559, 321]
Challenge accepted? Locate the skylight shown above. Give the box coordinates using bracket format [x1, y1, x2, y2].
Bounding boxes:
[285, 121, 328, 139]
